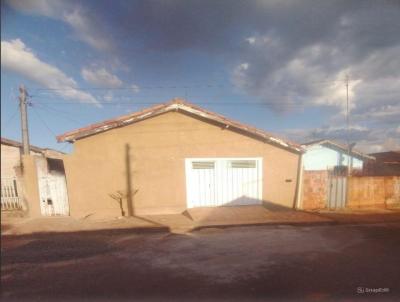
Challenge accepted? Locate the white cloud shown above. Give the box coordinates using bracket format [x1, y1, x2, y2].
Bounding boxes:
[81, 67, 123, 88]
[130, 84, 140, 93]
[63, 9, 111, 51]
[103, 91, 113, 102]
[6, 0, 111, 52]
[1, 38, 98, 105]
[5, 0, 65, 17]
[246, 37, 256, 45]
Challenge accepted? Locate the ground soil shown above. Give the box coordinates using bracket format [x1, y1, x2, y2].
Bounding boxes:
[2, 222, 400, 301]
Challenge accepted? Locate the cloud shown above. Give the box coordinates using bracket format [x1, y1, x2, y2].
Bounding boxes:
[1, 38, 98, 105]
[5, 0, 112, 51]
[81, 67, 123, 88]
[5, 0, 400, 150]
[130, 84, 140, 93]
[284, 124, 400, 154]
[63, 8, 111, 51]
[103, 91, 113, 102]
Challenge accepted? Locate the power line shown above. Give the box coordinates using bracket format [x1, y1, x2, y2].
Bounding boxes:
[1, 107, 19, 130]
[28, 97, 335, 107]
[33, 103, 84, 124]
[31, 105, 58, 137]
[31, 79, 349, 92]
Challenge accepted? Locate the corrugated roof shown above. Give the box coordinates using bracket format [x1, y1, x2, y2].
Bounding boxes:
[302, 139, 375, 160]
[57, 98, 303, 153]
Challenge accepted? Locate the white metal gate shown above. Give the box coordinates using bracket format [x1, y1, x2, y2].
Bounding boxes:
[38, 175, 69, 216]
[1, 177, 22, 210]
[185, 158, 262, 208]
[327, 174, 347, 209]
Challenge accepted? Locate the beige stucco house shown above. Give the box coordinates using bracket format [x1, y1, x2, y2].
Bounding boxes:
[1, 137, 67, 215]
[57, 99, 303, 218]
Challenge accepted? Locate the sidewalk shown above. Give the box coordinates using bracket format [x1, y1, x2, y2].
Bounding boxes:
[1, 215, 169, 236]
[3, 206, 399, 235]
[2, 206, 333, 235]
[315, 208, 400, 224]
[137, 205, 335, 233]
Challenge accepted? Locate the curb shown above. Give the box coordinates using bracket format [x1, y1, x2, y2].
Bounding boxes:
[189, 219, 337, 232]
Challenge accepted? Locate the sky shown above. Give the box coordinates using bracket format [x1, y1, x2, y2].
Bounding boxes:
[1, 0, 400, 154]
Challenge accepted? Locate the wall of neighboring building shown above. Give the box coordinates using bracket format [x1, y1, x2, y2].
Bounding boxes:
[303, 145, 363, 171]
[1, 143, 43, 177]
[1, 144, 23, 177]
[63, 111, 301, 218]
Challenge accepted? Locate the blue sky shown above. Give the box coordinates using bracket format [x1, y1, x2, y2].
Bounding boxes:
[2, 0, 399, 153]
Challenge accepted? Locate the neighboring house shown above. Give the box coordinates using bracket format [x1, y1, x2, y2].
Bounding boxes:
[1, 137, 68, 215]
[301, 139, 374, 172]
[363, 151, 400, 176]
[57, 98, 303, 218]
[299, 140, 374, 210]
[1, 137, 44, 178]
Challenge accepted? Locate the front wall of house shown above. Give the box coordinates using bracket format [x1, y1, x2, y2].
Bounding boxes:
[1, 144, 45, 178]
[303, 145, 363, 171]
[63, 111, 300, 217]
[1, 144, 21, 177]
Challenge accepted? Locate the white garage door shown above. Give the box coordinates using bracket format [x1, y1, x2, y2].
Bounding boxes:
[185, 158, 263, 208]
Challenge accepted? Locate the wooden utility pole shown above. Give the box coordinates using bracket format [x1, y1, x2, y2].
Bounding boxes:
[19, 85, 30, 155]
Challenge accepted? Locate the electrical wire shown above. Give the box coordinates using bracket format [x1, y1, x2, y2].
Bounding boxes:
[31, 105, 58, 137]
[31, 79, 348, 92]
[1, 107, 20, 131]
[33, 103, 84, 124]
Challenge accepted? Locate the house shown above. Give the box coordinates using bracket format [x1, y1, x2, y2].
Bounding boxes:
[1, 137, 45, 178]
[299, 140, 375, 210]
[1, 137, 68, 216]
[301, 139, 374, 172]
[363, 151, 400, 176]
[57, 98, 303, 218]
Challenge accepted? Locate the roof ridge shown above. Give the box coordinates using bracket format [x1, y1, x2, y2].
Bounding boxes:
[57, 99, 302, 153]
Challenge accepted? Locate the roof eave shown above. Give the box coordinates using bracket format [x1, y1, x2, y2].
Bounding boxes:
[57, 100, 303, 153]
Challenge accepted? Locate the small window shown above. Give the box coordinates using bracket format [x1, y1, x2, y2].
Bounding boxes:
[192, 161, 215, 169]
[230, 160, 256, 168]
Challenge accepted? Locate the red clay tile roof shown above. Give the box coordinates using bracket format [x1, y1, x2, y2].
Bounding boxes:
[57, 98, 303, 153]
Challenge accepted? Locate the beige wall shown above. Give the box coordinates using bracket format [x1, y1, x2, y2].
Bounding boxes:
[63, 111, 300, 217]
[20, 155, 42, 217]
[1, 144, 22, 177]
[1, 143, 42, 178]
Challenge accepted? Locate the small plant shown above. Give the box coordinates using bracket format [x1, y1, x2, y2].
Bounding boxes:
[109, 191, 126, 217]
[109, 189, 139, 217]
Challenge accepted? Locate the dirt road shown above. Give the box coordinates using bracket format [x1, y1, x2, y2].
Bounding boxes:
[2, 223, 400, 301]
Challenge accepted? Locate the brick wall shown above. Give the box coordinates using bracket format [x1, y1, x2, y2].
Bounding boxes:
[301, 172, 400, 210]
[301, 171, 328, 210]
[347, 176, 400, 208]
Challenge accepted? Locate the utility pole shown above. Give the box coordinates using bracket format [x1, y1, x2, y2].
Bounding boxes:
[345, 75, 351, 206]
[345, 75, 350, 174]
[19, 85, 30, 155]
